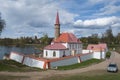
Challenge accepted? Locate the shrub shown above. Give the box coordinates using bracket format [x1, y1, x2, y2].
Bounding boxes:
[106, 51, 111, 58]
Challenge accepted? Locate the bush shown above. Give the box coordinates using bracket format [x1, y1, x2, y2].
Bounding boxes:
[106, 51, 111, 58]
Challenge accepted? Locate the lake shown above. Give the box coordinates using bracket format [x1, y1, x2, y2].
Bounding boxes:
[0, 46, 41, 59]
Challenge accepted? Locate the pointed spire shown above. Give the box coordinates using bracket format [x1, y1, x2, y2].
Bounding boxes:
[55, 11, 60, 25]
[54, 11, 60, 39]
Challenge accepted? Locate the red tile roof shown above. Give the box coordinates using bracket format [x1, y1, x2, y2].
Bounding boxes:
[87, 43, 107, 51]
[54, 32, 81, 43]
[44, 43, 67, 50]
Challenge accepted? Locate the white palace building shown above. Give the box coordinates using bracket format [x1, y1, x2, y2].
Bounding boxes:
[9, 12, 108, 69]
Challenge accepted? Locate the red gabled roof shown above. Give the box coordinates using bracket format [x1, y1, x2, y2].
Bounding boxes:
[87, 43, 107, 51]
[44, 43, 67, 50]
[98, 43, 107, 49]
[53, 32, 81, 43]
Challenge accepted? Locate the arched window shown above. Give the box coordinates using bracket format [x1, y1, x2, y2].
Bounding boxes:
[53, 51, 56, 57]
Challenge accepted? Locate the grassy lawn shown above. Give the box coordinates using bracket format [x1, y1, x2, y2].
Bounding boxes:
[58, 59, 103, 70]
[0, 59, 103, 71]
[0, 60, 42, 72]
[42, 70, 120, 80]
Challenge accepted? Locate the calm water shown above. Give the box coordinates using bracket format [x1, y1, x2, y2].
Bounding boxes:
[0, 46, 41, 59]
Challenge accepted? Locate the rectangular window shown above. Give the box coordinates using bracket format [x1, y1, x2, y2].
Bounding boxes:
[46, 51, 48, 56]
[69, 44, 71, 49]
[53, 51, 56, 57]
[73, 44, 74, 49]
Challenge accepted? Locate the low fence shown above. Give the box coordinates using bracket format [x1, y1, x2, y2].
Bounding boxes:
[93, 51, 106, 59]
[49, 53, 93, 68]
[9, 52, 24, 63]
[9, 51, 97, 69]
[50, 56, 79, 68]
[80, 53, 93, 61]
[23, 56, 45, 69]
[9, 52, 46, 69]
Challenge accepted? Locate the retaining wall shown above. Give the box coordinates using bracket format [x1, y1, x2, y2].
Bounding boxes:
[9, 51, 97, 69]
[50, 56, 79, 68]
[23, 56, 45, 69]
[80, 53, 93, 61]
[49, 53, 93, 68]
[9, 52, 24, 63]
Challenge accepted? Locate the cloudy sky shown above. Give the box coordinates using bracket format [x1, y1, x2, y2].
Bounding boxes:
[0, 0, 120, 38]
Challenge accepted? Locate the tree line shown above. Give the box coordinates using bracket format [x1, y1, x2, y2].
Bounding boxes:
[0, 35, 53, 48]
[80, 27, 120, 49]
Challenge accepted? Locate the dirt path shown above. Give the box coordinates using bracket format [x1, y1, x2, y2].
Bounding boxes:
[0, 51, 120, 80]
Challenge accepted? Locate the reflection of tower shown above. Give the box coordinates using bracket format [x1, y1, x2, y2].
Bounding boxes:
[54, 11, 60, 39]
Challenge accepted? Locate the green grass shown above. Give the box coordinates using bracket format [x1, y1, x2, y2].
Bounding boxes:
[0, 60, 42, 72]
[42, 70, 120, 80]
[58, 59, 103, 70]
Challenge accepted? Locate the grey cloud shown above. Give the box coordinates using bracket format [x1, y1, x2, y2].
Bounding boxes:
[74, 16, 120, 29]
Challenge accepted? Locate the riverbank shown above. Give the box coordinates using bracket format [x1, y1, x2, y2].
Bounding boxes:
[0, 60, 42, 72]
[0, 51, 119, 80]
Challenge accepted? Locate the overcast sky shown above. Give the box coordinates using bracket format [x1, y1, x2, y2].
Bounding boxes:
[0, 0, 120, 38]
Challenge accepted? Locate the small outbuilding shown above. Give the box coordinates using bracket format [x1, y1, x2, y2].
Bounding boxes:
[87, 43, 108, 59]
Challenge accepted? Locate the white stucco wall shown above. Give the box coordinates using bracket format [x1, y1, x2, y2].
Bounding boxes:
[43, 50, 60, 58]
[9, 52, 24, 63]
[82, 50, 93, 54]
[23, 57, 45, 69]
[62, 43, 83, 53]
[68, 43, 82, 54]
[93, 51, 106, 59]
[77, 43, 83, 54]
[43, 49, 70, 58]
[59, 50, 70, 57]
[50, 57, 78, 68]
